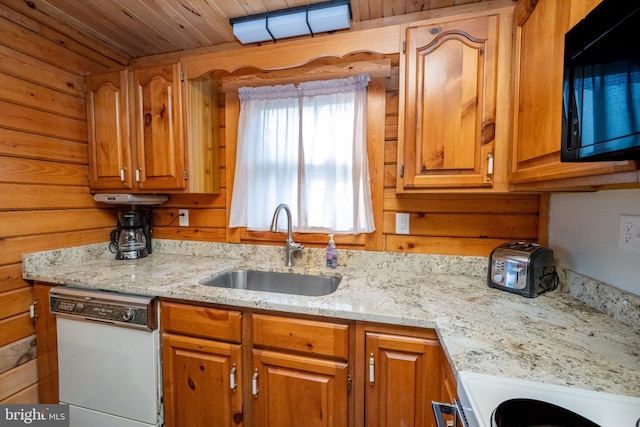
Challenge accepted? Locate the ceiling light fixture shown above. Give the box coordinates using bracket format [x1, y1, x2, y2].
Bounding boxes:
[230, 0, 351, 45]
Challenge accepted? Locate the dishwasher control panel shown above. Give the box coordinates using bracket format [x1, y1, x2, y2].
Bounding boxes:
[50, 287, 157, 331]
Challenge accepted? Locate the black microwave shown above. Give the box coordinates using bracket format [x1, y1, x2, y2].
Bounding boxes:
[561, 0, 640, 162]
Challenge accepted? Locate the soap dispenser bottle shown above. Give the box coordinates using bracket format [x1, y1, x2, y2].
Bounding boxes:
[326, 234, 337, 268]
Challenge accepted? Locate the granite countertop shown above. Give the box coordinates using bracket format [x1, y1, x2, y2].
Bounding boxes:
[23, 240, 640, 399]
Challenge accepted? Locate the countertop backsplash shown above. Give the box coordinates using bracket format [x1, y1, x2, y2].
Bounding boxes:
[557, 266, 640, 330]
[152, 239, 490, 277]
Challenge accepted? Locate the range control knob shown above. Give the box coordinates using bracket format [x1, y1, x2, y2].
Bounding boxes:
[492, 274, 504, 283]
[123, 308, 135, 322]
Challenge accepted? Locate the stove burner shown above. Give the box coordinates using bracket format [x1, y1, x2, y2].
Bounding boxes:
[491, 398, 600, 427]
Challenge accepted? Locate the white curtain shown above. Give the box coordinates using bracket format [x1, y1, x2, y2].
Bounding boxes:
[229, 74, 375, 234]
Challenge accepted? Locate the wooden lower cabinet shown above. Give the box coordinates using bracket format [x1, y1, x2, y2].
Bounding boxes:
[362, 327, 444, 427]
[33, 282, 59, 404]
[162, 333, 243, 426]
[250, 313, 351, 427]
[251, 349, 349, 427]
[161, 301, 244, 427]
[160, 301, 453, 427]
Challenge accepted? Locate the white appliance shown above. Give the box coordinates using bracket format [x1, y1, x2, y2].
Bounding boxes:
[50, 287, 163, 427]
[455, 371, 640, 427]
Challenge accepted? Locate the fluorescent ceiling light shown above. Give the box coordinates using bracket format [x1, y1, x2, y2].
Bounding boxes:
[268, 12, 310, 39]
[308, 4, 350, 33]
[232, 17, 272, 44]
[230, 0, 351, 44]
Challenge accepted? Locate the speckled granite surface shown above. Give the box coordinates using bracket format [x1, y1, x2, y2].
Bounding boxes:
[23, 240, 640, 399]
[558, 266, 640, 330]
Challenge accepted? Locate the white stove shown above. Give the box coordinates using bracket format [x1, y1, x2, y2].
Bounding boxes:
[457, 371, 640, 427]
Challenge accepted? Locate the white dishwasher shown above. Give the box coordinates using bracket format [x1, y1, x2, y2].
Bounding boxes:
[50, 287, 163, 427]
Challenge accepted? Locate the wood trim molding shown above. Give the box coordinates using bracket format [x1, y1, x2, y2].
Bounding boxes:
[184, 25, 400, 79]
[514, 0, 539, 26]
[220, 59, 391, 92]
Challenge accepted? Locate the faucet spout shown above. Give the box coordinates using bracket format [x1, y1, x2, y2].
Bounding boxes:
[270, 204, 304, 267]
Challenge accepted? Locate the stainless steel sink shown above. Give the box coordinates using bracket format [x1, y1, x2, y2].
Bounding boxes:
[200, 269, 341, 296]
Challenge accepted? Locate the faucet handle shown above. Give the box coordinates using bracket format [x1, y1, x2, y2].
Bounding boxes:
[288, 240, 303, 250]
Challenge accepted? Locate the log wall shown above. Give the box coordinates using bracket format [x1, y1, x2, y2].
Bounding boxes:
[0, 4, 121, 403]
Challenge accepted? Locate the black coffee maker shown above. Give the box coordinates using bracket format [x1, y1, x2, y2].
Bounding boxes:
[109, 209, 153, 260]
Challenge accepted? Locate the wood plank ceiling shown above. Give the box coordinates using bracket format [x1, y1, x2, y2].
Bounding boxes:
[1, 0, 505, 60]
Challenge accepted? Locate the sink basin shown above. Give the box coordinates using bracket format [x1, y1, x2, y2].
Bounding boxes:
[200, 269, 341, 296]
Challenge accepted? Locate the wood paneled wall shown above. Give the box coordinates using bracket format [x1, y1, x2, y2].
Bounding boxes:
[0, 4, 120, 403]
[152, 54, 543, 256]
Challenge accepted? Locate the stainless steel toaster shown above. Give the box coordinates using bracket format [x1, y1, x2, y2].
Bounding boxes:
[488, 242, 558, 298]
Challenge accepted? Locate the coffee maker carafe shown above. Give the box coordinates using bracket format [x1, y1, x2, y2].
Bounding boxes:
[110, 210, 152, 260]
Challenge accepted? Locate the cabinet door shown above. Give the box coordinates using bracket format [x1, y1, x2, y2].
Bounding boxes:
[162, 333, 243, 427]
[365, 332, 442, 427]
[86, 70, 133, 189]
[252, 349, 348, 427]
[510, 0, 637, 188]
[133, 63, 186, 190]
[399, 15, 498, 190]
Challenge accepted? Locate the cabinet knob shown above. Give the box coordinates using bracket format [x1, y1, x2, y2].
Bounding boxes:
[122, 308, 135, 322]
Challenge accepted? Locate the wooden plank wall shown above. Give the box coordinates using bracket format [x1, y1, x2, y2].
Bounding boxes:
[153, 54, 542, 255]
[0, 4, 123, 403]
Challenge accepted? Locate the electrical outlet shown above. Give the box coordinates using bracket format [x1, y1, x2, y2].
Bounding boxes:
[396, 213, 410, 235]
[179, 209, 189, 227]
[618, 214, 640, 252]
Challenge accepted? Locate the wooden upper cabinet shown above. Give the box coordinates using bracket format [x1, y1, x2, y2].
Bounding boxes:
[86, 70, 133, 190]
[398, 14, 500, 191]
[510, 0, 638, 190]
[85, 62, 221, 194]
[132, 63, 186, 191]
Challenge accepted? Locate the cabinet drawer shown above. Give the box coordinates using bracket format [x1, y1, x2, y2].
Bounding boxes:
[252, 313, 349, 359]
[161, 301, 241, 343]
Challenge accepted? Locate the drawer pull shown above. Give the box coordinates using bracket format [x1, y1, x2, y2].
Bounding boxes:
[230, 364, 237, 393]
[369, 353, 375, 385]
[486, 152, 494, 182]
[252, 369, 259, 398]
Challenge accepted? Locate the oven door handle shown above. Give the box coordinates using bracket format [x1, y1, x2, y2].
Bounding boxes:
[432, 400, 469, 427]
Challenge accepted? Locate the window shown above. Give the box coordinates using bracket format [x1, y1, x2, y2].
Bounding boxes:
[229, 74, 374, 234]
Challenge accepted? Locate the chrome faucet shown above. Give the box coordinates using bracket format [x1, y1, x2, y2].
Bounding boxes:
[270, 204, 304, 267]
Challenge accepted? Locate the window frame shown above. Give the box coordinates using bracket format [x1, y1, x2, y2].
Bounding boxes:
[222, 60, 389, 250]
